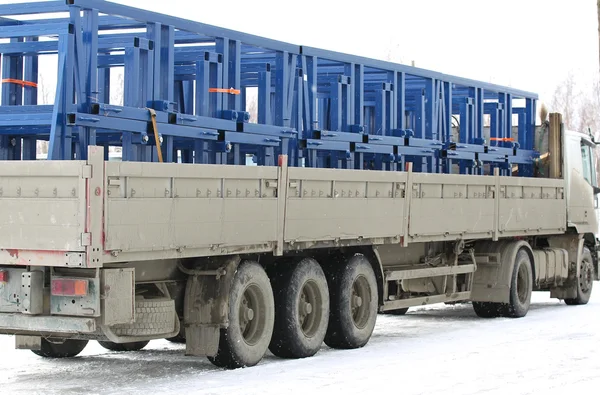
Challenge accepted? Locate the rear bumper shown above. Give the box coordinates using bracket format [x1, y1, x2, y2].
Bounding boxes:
[0, 314, 97, 335]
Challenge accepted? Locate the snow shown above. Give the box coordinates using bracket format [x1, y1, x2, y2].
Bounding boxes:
[1, 291, 599, 395]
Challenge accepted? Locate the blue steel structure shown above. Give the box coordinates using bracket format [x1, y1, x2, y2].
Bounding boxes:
[0, 0, 539, 176]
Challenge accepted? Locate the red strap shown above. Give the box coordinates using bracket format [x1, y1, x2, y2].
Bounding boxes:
[2, 78, 38, 88]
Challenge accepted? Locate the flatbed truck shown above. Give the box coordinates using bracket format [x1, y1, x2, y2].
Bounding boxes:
[0, 1, 598, 369]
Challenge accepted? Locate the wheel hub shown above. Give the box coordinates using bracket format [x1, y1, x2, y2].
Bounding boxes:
[238, 284, 267, 346]
[580, 260, 594, 293]
[351, 275, 371, 330]
[298, 280, 323, 338]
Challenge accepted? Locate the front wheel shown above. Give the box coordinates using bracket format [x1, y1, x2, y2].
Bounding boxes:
[324, 254, 378, 349]
[505, 249, 533, 318]
[565, 247, 594, 305]
[208, 261, 275, 369]
[31, 339, 88, 358]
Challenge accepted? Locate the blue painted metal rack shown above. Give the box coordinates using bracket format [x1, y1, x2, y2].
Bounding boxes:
[0, 0, 538, 176]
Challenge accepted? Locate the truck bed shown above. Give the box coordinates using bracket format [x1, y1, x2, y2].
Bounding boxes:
[0, 149, 567, 267]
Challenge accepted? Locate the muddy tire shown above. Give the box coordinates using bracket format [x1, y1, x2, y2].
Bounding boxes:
[565, 247, 594, 306]
[505, 249, 533, 318]
[269, 258, 329, 359]
[31, 339, 88, 358]
[98, 340, 149, 352]
[208, 261, 275, 369]
[324, 255, 378, 349]
[472, 302, 506, 318]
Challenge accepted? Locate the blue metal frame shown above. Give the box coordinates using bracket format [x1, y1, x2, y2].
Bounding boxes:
[0, 0, 538, 176]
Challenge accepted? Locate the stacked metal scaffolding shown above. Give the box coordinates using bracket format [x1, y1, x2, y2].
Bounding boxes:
[0, 0, 539, 176]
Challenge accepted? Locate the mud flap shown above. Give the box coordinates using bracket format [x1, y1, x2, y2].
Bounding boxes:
[183, 256, 240, 357]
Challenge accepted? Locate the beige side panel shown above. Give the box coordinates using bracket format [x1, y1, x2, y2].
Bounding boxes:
[0, 161, 87, 251]
[409, 173, 495, 239]
[104, 162, 279, 252]
[498, 177, 565, 235]
[285, 168, 406, 243]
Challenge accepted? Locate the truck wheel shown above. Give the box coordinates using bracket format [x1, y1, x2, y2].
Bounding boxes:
[31, 339, 88, 358]
[269, 258, 329, 359]
[208, 261, 274, 369]
[472, 302, 506, 318]
[565, 247, 594, 305]
[382, 307, 409, 316]
[98, 340, 149, 352]
[324, 255, 378, 349]
[505, 249, 533, 318]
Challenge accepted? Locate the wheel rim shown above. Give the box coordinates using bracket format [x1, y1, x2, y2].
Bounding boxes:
[298, 280, 323, 338]
[351, 275, 371, 329]
[579, 258, 594, 294]
[238, 284, 267, 346]
[516, 263, 530, 304]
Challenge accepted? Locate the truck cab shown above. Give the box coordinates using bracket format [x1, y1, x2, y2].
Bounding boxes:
[564, 128, 600, 280]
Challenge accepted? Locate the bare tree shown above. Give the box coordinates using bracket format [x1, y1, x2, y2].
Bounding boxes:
[550, 73, 579, 130]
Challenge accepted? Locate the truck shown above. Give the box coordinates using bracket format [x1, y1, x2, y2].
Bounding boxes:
[0, 1, 598, 369]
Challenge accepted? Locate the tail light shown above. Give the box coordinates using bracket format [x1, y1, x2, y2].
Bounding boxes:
[51, 278, 88, 296]
[0, 270, 7, 283]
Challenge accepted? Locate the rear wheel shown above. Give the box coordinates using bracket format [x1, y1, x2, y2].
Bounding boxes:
[208, 261, 274, 369]
[324, 255, 378, 349]
[565, 247, 594, 305]
[31, 339, 88, 358]
[98, 340, 149, 352]
[505, 249, 533, 318]
[269, 258, 329, 359]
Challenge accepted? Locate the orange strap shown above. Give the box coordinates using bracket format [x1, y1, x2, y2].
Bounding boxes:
[2, 78, 38, 88]
[209, 87, 240, 95]
[490, 137, 514, 142]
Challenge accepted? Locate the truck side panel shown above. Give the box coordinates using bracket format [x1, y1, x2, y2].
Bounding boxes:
[285, 168, 407, 244]
[499, 176, 566, 236]
[0, 161, 87, 253]
[104, 162, 279, 253]
[409, 173, 495, 240]
[0, 158, 568, 265]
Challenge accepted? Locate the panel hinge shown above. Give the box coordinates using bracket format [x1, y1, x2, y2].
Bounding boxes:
[81, 232, 92, 246]
[82, 165, 92, 179]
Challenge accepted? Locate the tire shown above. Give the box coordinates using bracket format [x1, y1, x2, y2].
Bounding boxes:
[269, 258, 330, 359]
[31, 339, 88, 358]
[382, 307, 409, 316]
[324, 254, 378, 349]
[208, 261, 275, 369]
[505, 249, 533, 318]
[111, 298, 175, 337]
[98, 340, 149, 352]
[565, 247, 594, 305]
[472, 302, 506, 318]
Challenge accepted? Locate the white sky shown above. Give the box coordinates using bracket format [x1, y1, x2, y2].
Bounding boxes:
[123, 0, 599, 105]
[1, 0, 598, 106]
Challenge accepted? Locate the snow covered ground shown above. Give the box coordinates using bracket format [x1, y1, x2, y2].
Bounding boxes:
[1, 291, 599, 395]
